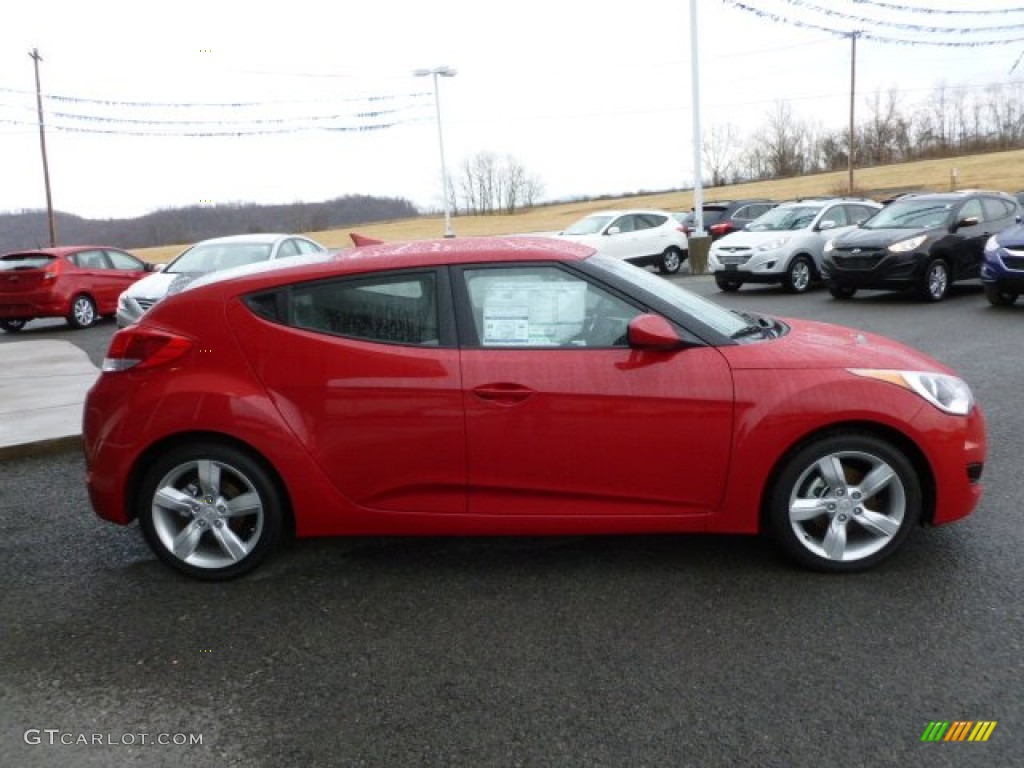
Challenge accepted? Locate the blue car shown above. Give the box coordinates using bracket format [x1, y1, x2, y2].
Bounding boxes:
[982, 226, 1024, 306]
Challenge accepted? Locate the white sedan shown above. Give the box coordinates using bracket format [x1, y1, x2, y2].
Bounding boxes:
[116, 233, 326, 327]
[554, 210, 689, 274]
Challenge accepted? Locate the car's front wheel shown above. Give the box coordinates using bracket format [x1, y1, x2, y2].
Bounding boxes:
[767, 433, 921, 572]
[67, 294, 97, 329]
[137, 441, 286, 580]
[715, 274, 742, 292]
[0, 319, 27, 333]
[984, 283, 1018, 306]
[782, 255, 813, 293]
[918, 258, 950, 302]
[658, 247, 685, 275]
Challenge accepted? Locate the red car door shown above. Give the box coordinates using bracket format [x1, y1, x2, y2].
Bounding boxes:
[458, 264, 734, 520]
[229, 269, 467, 515]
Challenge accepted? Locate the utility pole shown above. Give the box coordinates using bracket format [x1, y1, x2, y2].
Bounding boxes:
[848, 31, 858, 196]
[30, 48, 57, 247]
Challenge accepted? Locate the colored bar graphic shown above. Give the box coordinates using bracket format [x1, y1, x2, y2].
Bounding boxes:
[921, 720, 996, 742]
[921, 721, 949, 741]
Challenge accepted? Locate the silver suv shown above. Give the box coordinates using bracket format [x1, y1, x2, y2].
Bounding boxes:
[708, 198, 882, 293]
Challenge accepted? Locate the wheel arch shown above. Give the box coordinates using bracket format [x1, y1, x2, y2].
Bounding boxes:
[757, 420, 937, 533]
[125, 430, 295, 536]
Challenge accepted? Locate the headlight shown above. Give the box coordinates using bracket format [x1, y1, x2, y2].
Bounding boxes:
[848, 369, 974, 416]
[756, 237, 790, 252]
[823, 239, 835, 254]
[984, 235, 999, 254]
[887, 235, 927, 254]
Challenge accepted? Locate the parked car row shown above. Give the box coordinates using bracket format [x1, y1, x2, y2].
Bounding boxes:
[706, 189, 1024, 304]
[0, 234, 327, 332]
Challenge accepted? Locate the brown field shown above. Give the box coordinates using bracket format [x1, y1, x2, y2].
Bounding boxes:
[134, 147, 1024, 263]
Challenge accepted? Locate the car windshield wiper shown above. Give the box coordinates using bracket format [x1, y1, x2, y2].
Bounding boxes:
[730, 311, 780, 340]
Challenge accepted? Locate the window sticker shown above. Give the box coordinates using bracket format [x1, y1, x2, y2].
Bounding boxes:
[480, 282, 586, 346]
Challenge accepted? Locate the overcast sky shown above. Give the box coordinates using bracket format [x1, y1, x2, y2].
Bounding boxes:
[2, 0, 1022, 219]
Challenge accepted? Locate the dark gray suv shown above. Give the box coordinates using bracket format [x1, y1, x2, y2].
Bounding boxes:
[821, 190, 1021, 301]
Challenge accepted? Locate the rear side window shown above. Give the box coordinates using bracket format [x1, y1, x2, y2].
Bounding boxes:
[982, 197, 1016, 222]
[246, 272, 440, 346]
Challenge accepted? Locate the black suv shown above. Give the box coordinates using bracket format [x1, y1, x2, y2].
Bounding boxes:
[673, 199, 776, 240]
[821, 190, 1021, 301]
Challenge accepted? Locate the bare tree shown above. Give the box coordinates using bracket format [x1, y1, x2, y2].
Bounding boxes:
[703, 123, 740, 186]
[457, 152, 544, 215]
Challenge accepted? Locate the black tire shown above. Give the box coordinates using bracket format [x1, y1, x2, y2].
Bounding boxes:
[658, 247, 685, 275]
[0, 319, 27, 333]
[67, 294, 97, 329]
[766, 433, 921, 572]
[828, 284, 856, 299]
[782, 255, 813, 294]
[137, 441, 285, 580]
[917, 258, 949, 302]
[715, 274, 742, 292]
[984, 283, 1018, 307]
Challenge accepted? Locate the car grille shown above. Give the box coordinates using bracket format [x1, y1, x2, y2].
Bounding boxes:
[832, 249, 885, 270]
[715, 247, 752, 266]
[1002, 249, 1024, 271]
[135, 298, 159, 311]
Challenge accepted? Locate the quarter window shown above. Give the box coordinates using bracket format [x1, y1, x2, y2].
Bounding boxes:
[286, 272, 439, 345]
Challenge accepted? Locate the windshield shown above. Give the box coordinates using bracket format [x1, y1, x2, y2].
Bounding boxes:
[747, 205, 820, 232]
[167, 242, 274, 274]
[587, 254, 750, 339]
[862, 199, 953, 230]
[563, 215, 614, 236]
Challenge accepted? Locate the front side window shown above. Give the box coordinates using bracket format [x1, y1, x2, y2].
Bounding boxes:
[463, 265, 641, 348]
[106, 250, 143, 270]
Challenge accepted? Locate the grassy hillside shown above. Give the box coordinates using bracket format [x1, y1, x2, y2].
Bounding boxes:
[134, 148, 1024, 263]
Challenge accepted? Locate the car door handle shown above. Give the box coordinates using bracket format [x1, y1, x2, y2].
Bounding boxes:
[472, 383, 534, 405]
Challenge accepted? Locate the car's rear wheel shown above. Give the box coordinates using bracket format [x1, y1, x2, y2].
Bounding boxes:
[715, 274, 742, 292]
[137, 442, 285, 580]
[782, 255, 813, 293]
[984, 283, 1018, 306]
[828, 284, 856, 299]
[918, 258, 950, 302]
[0, 319, 27, 333]
[767, 433, 921, 572]
[658, 247, 684, 275]
[67, 294, 97, 329]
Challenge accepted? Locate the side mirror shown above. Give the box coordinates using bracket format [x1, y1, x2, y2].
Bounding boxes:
[606, 226, 621, 236]
[152, 263, 167, 272]
[627, 314, 684, 350]
[817, 220, 837, 231]
[953, 216, 980, 230]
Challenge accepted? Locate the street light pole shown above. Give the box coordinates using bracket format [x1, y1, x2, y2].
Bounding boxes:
[414, 66, 457, 238]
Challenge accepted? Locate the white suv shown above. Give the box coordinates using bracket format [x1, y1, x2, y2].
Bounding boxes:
[555, 209, 689, 274]
[708, 198, 881, 293]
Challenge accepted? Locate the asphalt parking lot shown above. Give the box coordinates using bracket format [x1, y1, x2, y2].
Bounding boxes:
[1, 276, 1021, 767]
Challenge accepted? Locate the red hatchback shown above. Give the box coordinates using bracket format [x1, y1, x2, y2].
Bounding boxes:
[83, 237, 986, 580]
[0, 246, 155, 332]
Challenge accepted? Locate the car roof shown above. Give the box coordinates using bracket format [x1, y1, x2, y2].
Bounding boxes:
[892, 190, 1013, 202]
[189, 233, 300, 247]
[183, 236, 596, 293]
[1, 245, 125, 257]
[578, 209, 672, 217]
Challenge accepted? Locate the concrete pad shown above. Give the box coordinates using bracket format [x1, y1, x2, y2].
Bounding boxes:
[0, 340, 99, 456]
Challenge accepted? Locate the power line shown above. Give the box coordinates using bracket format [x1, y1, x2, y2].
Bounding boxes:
[721, 0, 1024, 45]
[850, 0, 1024, 14]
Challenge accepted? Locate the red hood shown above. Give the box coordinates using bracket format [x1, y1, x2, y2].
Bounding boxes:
[720, 317, 956, 374]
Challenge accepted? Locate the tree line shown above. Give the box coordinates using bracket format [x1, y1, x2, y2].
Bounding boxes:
[0, 194, 417, 253]
[704, 80, 1024, 185]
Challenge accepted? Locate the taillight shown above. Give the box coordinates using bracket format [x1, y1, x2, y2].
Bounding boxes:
[710, 222, 733, 236]
[102, 328, 193, 372]
[42, 258, 65, 282]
